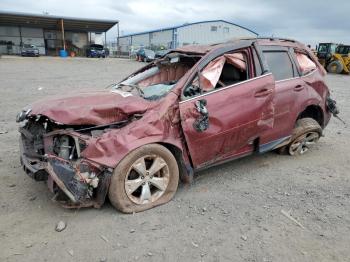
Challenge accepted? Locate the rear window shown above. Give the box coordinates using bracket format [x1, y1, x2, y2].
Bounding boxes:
[264, 51, 294, 81]
[295, 53, 317, 75]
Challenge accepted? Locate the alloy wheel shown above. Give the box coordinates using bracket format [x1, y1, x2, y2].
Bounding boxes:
[124, 155, 170, 205]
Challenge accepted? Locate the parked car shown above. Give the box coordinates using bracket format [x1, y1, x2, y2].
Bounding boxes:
[86, 44, 106, 58]
[21, 44, 39, 57]
[136, 48, 155, 62]
[155, 49, 171, 58]
[17, 38, 339, 213]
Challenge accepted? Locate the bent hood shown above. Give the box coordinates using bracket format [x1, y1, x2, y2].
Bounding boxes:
[29, 90, 150, 125]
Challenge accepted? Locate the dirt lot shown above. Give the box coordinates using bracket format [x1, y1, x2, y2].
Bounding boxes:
[0, 56, 349, 262]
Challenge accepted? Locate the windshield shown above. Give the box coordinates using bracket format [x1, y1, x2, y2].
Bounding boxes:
[336, 45, 350, 55]
[318, 44, 328, 53]
[111, 53, 200, 100]
[90, 44, 104, 50]
[24, 44, 36, 48]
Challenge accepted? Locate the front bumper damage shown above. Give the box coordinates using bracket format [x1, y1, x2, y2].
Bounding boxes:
[46, 157, 112, 208]
[19, 126, 112, 208]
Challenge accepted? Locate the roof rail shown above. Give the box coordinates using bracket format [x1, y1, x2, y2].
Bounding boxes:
[239, 36, 298, 43]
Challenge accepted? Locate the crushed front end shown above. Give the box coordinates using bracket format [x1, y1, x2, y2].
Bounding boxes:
[18, 114, 113, 208]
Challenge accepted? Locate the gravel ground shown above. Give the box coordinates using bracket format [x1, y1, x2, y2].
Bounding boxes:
[0, 56, 349, 262]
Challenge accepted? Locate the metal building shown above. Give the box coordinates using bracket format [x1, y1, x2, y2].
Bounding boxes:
[0, 11, 118, 56]
[118, 20, 258, 54]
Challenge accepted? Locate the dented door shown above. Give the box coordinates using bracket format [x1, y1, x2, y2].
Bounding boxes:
[179, 74, 275, 169]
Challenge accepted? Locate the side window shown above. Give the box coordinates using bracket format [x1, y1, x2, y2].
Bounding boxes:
[295, 52, 317, 75]
[183, 52, 248, 98]
[263, 51, 294, 81]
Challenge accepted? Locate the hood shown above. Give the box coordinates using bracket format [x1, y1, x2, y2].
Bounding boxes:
[28, 90, 150, 125]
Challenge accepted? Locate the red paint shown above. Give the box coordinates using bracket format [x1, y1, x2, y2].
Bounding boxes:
[21, 38, 332, 177]
[29, 90, 150, 125]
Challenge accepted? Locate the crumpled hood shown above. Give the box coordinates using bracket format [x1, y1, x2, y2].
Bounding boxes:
[28, 90, 150, 125]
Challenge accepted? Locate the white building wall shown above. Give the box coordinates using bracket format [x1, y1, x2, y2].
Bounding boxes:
[150, 29, 173, 49]
[118, 36, 131, 53]
[131, 33, 149, 48]
[65, 32, 88, 48]
[176, 21, 257, 47]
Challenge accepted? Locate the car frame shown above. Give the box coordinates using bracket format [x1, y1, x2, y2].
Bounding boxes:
[17, 37, 338, 213]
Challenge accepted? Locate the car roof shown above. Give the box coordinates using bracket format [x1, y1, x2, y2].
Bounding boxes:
[173, 37, 307, 55]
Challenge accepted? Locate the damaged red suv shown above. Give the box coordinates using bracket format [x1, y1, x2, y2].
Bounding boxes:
[17, 38, 338, 213]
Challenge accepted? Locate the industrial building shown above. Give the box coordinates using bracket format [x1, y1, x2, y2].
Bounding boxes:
[0, 11, 118, 56]
[118, 20, 258, 54]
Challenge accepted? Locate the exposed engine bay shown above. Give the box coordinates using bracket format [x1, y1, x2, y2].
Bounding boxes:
[18, 115, 131, 208]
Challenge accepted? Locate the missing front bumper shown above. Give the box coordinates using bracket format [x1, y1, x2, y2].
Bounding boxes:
[46, 157, 112, 208]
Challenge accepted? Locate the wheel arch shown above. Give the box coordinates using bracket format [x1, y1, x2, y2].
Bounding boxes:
[157, 142, 194, 184]
[297, 104, 324, 128]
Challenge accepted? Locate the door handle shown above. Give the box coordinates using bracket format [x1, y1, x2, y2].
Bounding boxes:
[294, 85, 304, 91]
[254, 88, 273, 97]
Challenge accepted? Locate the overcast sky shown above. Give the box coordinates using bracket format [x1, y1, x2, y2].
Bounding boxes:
[1, 0, 349, 47]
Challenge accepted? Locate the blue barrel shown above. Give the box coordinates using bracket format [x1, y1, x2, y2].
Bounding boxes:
[59, 49, 68, 57]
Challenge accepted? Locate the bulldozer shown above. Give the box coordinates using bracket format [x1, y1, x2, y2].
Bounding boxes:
[317, 43, 350, 74]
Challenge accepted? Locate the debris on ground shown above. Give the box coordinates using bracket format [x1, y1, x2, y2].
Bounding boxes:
[241, 235, 248, 241]
[100, 235, 109, 242]
[55, 221, 67, 232]
[29, 196, 37, 201]
[67, 249, 74, 257]
[191, 241, 199, 248]
[0, 130, 8, 134]
[130, 229, 136, 233]
[8, 184, 16, 187]
[281, 209, 305, 229]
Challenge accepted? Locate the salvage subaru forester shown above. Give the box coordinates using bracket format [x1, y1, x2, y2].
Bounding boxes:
[17, 38, 338, 213]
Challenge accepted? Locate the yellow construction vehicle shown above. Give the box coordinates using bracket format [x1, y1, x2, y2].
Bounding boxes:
[316, 43, 338, 67]
[326, 45, 350, 74]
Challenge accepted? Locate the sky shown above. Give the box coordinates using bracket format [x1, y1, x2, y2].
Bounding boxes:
[1, 0, 349, 47]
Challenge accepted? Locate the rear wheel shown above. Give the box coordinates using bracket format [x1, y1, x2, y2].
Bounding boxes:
[327, 60, 343, 74]
[279, 118, 322, 156]
[109, 144, 179, 213]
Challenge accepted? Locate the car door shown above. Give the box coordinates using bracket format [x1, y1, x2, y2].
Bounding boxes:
[258, 46, 309, 147]
[179, 48, 275, 169]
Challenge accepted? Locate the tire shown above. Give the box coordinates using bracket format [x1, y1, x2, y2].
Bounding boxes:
[283, 118, 322, 156]
[108, 144, 179, 213]
[327, 60, 343, 74]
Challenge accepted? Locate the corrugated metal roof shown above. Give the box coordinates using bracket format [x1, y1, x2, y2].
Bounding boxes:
[0, 10, 118, 32]
[119, 20, 258, 38]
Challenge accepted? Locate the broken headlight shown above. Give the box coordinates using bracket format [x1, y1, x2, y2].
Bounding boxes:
[16, 108, 32, 122]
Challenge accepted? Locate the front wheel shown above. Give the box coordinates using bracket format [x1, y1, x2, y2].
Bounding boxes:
[327, 60, 343, 74]
[284, 118, 322, 156]
[109, 144, 179, 213]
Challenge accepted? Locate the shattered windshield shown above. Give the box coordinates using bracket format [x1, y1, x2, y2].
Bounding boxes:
[111, 54, 200, 100]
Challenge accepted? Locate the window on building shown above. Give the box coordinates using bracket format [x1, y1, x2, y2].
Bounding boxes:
[223, 27, 229, 33]
[211, 26, 218, 32]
